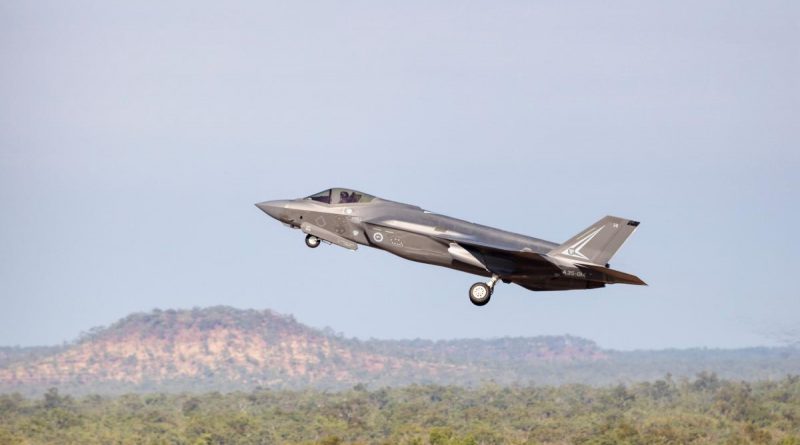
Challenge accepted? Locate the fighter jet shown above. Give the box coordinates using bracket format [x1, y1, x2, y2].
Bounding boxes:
[256, 188, 645, 306]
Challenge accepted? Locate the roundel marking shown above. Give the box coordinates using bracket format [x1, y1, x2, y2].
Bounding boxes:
[373, 232, 384, 243]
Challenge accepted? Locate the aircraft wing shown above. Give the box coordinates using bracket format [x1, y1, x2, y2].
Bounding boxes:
[453, 239, 563, 276]
[362, 219, 646, 286]
[454, 241, 647, 286]
[362, 219, 559, 276]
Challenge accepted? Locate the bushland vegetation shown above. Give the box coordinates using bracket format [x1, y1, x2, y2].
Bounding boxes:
[1, 374, 799, 444]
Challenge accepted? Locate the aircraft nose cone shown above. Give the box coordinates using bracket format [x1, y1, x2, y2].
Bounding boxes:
[255, 200, 289, 220]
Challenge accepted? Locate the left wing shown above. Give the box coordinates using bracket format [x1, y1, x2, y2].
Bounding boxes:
[362, 219, 559, 277]
[455, 240, 563, 277]
[362, 218, 646, 286]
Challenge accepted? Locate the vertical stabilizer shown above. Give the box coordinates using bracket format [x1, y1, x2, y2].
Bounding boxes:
[548, 216, 640, 266]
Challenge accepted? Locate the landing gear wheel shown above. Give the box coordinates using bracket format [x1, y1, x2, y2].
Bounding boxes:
[305, 234, 321, 248]
[469, 282, 492, 306]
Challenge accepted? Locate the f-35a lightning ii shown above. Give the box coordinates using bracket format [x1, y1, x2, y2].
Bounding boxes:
[256, 188, 645, 306]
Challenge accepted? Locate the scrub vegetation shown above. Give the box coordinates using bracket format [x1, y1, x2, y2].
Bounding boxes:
[1, 375, 800, 445]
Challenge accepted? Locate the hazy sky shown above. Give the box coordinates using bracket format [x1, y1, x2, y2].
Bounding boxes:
[1, 1, 798, 350]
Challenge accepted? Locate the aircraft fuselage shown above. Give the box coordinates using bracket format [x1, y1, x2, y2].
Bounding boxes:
[257, 188, 644, 306]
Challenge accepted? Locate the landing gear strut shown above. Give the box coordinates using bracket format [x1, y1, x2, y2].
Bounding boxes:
[469, 275, 500, 306]
[305, 234, 321, 248]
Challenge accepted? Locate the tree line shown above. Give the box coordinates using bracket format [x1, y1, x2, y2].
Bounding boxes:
[1, 374, 799, 444]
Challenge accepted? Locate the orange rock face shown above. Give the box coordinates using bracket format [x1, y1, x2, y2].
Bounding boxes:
[0, 307, 605, 392]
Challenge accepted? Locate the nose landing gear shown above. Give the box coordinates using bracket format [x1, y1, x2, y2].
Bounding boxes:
[469, 275, 500, 306]
[305, 234, 321, 248]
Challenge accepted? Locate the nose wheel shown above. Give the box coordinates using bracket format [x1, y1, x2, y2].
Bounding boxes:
[469, 275, 500, 306]
[305, 234, 321, 248]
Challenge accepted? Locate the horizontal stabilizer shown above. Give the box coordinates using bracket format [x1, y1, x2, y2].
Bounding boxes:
[577, 263, 647, 286]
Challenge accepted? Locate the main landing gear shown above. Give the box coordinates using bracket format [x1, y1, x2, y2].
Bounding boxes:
[469, 275, 500, 306]
[305, 234, 321, 248]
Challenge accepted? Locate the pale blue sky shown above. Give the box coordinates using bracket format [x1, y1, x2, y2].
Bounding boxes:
[1, 1, 797, 349]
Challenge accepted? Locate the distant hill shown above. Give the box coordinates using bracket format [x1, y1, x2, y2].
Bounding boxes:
[1, 306, 797, 395]
[0, 307, 603, 394]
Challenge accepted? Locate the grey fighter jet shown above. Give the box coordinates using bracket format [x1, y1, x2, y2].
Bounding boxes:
[256, 188, 645, 306]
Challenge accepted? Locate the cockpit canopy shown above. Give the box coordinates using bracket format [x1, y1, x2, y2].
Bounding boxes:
[305, 188, 375, 204]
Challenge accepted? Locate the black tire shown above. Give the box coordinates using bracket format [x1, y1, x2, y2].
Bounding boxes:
[469, 282, 492, 306]
[305, 234, 321, 248]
